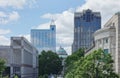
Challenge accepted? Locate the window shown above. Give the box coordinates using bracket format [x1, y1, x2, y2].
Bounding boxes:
[98, 40, 101, 44]
[113, 23, 115, 26]
[52, 28, 54, 30]
[104, 49, 109, 54]
[104, 38, 108, 44]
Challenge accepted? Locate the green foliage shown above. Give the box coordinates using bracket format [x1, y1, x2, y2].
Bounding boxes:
[14, 75, 18, 78]
[0, 58, 6, 78]
[65, 48, 84, 66]
[65, 49, 119, 78]
[65, 48, 84, 76]
[3, 76, 9, 78]
[39, 50, 62, 76]
[39, 74, 48, 78]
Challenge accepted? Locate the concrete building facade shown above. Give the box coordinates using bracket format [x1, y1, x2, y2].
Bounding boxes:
[72, 9, 101, 53]
[87, 13, 120, 74]
[0, 37, 38, 78]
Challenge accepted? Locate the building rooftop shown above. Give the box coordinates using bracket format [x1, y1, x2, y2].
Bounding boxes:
[57, 46, 68, 55]
[74, 9, 101, 17]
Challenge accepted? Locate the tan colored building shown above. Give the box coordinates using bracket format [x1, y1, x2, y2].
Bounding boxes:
[86, 13, 120, 74]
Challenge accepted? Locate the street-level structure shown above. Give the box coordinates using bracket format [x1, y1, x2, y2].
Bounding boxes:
[0, 37, 38, 78]
[86, 12, 120, 74]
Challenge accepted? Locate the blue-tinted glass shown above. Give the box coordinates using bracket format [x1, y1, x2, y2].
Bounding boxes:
[31, 25, 56, 53]
[72, 9, 101, 52]
[104, 49, 109, 54]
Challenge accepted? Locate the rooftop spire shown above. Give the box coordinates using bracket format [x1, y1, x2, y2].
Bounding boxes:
[50, 19, 55, 25]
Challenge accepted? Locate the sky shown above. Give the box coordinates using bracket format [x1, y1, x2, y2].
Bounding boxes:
[0, 0, 120, 55]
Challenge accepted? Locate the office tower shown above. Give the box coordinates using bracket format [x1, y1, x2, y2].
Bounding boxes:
[72, 9, 101, 53]
[31, 21, 56, 53]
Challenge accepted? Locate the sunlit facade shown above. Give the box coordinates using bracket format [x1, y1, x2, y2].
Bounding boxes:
[31, 23, 56, 53]
[94, 13, 120, 74]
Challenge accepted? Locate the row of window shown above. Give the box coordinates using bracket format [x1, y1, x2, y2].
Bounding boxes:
[97, 38, 108, 44]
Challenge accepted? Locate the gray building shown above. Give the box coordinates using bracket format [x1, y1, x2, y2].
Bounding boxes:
[72, 9, 101, 53]
[86, 12, 120, 74]
[31, 21, 56, 53]
[0, 37, 38, 78]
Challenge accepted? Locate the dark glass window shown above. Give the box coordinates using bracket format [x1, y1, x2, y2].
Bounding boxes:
[83, 14, 85, 20]
[86, 12, 91, 22]
[104, 49, 109, 54]
[75, 17, 81, 27]
[52, 28, 54, 30]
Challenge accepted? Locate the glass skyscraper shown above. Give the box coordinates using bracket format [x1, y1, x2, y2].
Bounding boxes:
[31, 22, 56, 53]
[72, 9, 101, 53]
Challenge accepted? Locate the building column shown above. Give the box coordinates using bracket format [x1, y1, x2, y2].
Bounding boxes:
[10, 66, 13, 78]
[21, 39, 24, 78]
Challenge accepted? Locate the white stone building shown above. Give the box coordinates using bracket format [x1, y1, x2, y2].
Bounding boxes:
[0, 37, 38, 78]
[86, 13, 120, 74]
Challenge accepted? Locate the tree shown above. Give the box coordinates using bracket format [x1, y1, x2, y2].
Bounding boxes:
[65, 49, 119, 78]
[65, 48, 84, 75]
[65, 48, 84, 66]
[0, 58, 6, 78]
[39, 50, 62, 77]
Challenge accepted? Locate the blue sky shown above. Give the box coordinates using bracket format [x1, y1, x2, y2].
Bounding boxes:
[0, 0, 84, 36]
[0, 0, 120, 54]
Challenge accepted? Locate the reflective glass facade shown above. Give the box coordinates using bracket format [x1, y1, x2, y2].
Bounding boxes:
[31, 25, 56, 53]
[72, 9, 101, 53]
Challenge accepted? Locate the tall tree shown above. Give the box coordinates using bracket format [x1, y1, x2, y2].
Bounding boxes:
[39, 50, 62, 76]
[65, 49, 119, 78]
[65, 48, 84, 75]
[0, 58, 6, 78]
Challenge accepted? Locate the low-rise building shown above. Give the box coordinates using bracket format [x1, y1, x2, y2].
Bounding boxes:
[57, 46, 68, 76]
[57, 46, 68, 59]
[86, 12, 120, 74]
[0, 37, 38, 78]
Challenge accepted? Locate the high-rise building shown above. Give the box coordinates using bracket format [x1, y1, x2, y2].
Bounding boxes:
[31, 21, 56, 53]
[72, 9, 101, 53]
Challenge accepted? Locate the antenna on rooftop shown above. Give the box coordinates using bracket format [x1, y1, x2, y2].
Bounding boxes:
[50, 17, 55, 25]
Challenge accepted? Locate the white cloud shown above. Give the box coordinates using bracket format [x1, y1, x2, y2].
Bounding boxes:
[36, 22, 51, 29]
[0, 11, 20, 24]
[0, 0, 26, 9]
[0, 36, 10, 45]
[0, 0, 37, 9]
[23, 34, 30, 42]
[76, 0, 120, 26]
[0, 12, 7, 17]
[0, 28, 11, 45]
[18, 34, 30, 42]
[0, 29, 11, 35]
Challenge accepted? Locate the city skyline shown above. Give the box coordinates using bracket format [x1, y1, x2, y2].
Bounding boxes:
[0, 0, 120, 54]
